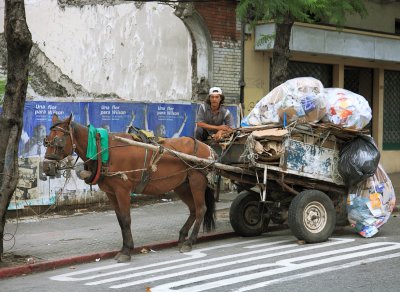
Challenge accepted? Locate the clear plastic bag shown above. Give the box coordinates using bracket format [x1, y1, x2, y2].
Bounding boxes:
[323, 88, 371, 129]
[347, 164, 396, 238]
[241, 77, 326, 126]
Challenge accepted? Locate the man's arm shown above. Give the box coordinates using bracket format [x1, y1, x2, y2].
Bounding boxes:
[196, 121, 231, 132]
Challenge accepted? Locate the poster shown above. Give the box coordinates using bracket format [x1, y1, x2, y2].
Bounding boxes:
[5, 100, 239, 209]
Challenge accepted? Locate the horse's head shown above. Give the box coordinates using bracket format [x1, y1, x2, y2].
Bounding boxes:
[42, 113, 74, 177]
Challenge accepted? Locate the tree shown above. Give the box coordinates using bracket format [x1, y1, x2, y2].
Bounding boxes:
[0, 0, 32, 260]
[237, 0, 367, 89]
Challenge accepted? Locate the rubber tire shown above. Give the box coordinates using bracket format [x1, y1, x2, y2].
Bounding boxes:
[288, 190, 336, 243]
[229, 191, 269, 237]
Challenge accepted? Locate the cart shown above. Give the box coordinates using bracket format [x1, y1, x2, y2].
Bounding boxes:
[116, 123, 366, 243]
[211, 122, 367, 243]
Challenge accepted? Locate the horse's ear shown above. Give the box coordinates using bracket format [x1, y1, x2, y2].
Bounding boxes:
[51, 113, 59, 124]
[67, 113, 73, 124]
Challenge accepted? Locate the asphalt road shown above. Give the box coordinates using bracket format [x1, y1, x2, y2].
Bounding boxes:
[2, 213, 400, 292]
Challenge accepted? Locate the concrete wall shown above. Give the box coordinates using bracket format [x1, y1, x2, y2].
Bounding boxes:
[344, 0, 400, 33]
[0, 1, 192, 101]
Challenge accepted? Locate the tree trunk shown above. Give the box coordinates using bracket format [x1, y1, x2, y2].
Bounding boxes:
[0, 0, 32, 260]
[270, 13, 294, 90]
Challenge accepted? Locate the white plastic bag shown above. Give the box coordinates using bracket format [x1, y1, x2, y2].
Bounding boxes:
[241, 77, 326, 126]
[323, 88, 371, 129]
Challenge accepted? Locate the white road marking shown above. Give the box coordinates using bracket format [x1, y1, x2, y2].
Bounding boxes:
[50, 238, 266, 282]
[236, 252, 400, 291]
[49, 237, 400, 291]
[90, 239, 351, 287]
[159, 241, 400, 292]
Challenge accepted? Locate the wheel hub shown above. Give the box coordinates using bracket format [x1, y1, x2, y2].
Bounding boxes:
[244, 204, 261, 226]
[303, 201, 327, 233]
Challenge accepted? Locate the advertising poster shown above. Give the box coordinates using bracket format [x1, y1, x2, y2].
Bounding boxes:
[12, 101, 91, 210]
[146, 103, 196, 138]
[7, 100, 240, 209]
[86, 102, 146, 133]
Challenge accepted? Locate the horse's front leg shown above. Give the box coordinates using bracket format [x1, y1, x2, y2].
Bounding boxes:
[106, 192, 134, 263]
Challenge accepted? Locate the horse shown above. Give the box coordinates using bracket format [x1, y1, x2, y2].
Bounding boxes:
[42, 113, 217, 263]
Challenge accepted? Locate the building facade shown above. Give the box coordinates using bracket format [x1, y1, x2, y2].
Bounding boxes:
[243, 0, 400, 173]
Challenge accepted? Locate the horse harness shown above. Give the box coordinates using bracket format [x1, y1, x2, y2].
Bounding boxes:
[131, 137, 200, 194]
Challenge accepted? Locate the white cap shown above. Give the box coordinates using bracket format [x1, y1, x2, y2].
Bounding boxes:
[209, 87, 223, 95]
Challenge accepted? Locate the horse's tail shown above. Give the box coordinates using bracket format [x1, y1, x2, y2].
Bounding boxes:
[203, 186, 216, 232]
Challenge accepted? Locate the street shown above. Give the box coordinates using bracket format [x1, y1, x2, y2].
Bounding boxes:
[2, 214, 400, 292]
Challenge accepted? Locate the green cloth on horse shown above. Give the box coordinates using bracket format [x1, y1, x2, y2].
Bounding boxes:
[86, 125, 109, 163]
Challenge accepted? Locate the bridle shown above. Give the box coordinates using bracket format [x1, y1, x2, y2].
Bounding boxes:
[44, 122, 76, 161]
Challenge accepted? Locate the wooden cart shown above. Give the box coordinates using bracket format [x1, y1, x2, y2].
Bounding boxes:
[210, 122, 367, 243]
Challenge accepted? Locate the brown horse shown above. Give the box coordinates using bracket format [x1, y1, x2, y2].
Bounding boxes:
[42, 114, 217, 263]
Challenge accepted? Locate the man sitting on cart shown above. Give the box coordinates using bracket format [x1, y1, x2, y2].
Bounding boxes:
[195, 86, 234, 142]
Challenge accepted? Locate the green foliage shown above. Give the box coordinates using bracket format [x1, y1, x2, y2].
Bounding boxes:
[256, 33, 275, 49]
[237, 0, 367, 27]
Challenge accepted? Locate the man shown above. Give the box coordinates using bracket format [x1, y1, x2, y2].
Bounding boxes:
[195, 86, 234, 141]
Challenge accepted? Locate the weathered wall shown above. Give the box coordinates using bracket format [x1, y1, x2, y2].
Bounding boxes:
[0, 0, 193, 101]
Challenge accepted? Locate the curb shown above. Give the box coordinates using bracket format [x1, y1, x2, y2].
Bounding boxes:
[0, 231, 236, 279]
[0, 224, 288, 279]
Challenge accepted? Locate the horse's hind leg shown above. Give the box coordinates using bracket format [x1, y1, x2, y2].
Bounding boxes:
[179, 171, 208, 253]
[106, 192, 134, 263]
[174, 182, 196, 249]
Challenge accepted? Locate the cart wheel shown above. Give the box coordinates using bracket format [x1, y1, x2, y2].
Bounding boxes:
[229, 191, 269, 237]
[288, 190, 336, 243]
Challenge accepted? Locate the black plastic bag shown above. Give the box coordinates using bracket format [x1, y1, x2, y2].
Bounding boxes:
[338, 135, 380, 187]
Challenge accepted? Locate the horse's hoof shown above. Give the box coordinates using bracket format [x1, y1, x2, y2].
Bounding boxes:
[179, 243, 192, 253]
[114, 252, 122, 260]
[115, 253, 131, 263]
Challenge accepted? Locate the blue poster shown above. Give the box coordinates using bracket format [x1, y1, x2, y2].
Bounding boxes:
[86, 102, 146, 133]
[19, 101, 87, 158]
[145, 103, 196, 138]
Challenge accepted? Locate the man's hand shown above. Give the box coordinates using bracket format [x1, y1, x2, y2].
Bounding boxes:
[212, 128, 232, 141]
[217, 125, 232, 131]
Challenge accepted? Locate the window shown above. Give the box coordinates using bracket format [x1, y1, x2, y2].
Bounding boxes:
[396, 18, 400, 35]
[284, 61, 333, 88]
[383, 70, 400, 150]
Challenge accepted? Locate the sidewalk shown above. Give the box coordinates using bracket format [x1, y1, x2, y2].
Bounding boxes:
[389, 172, 400, 208]
[0, 191, 241, 278]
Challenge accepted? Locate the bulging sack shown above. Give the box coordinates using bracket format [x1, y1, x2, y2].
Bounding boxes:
[338, 135, 380, 188]
[241, 77, 326, 126]
[347, 164, 396, 238]
[323, 88, 371, 129]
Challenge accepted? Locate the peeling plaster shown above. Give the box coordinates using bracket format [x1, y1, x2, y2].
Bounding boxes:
[0, 0, 193, 101]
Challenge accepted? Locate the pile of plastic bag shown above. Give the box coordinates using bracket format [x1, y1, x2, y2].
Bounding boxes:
[241, 77, 326, 126]
[241, 77, 372, 130]
[347, 164, 396, 238]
